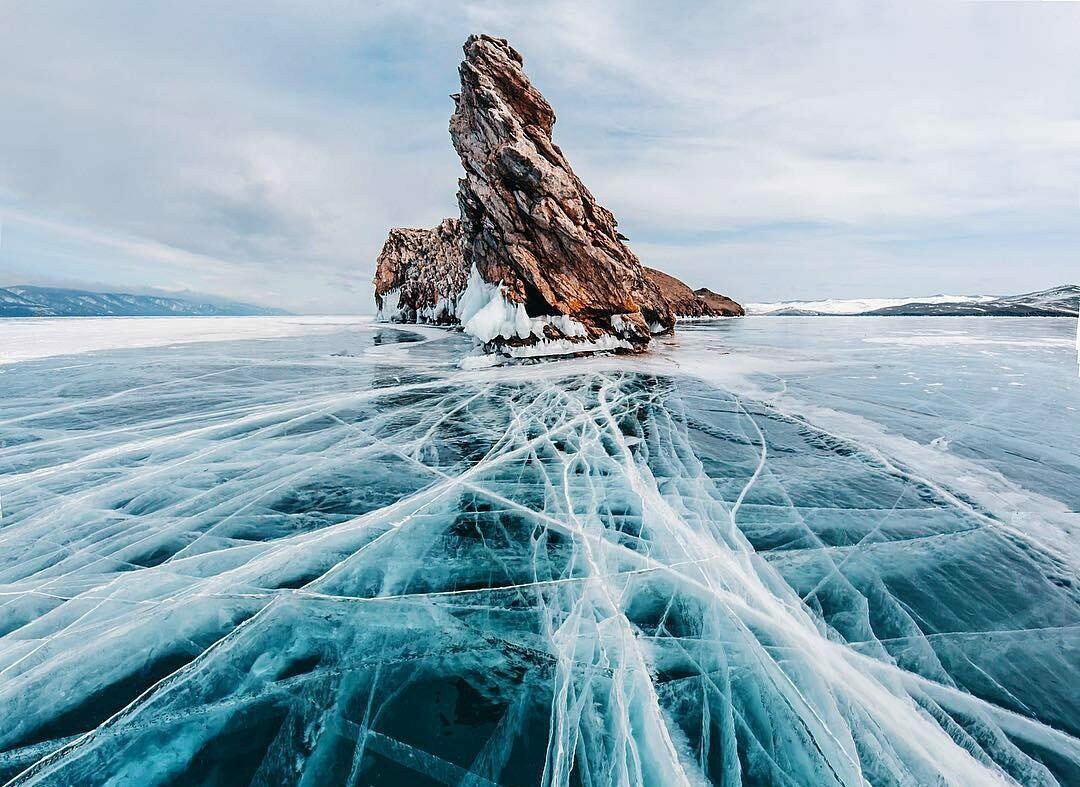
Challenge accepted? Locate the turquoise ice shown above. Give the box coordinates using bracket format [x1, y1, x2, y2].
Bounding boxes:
[0, 316, 1077, 785]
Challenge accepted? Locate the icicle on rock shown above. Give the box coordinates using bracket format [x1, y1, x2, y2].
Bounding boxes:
[373, 218, 467, 324]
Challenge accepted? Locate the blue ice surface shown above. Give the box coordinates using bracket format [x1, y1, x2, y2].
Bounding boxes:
[0, 316, 1077, 785]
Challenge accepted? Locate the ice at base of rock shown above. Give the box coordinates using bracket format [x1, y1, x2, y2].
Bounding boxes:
[456, 265, 590, 346]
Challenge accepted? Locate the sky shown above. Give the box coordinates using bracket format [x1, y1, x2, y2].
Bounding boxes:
[1, 1, 1078, 314]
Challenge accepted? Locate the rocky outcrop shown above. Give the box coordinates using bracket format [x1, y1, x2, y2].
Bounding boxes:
[449, 34, 673, 354]
[373, 219, 467, 324]
[694, 288, 745, 317]
[643, 268, 745, 317]
[371, 34, 744, 354]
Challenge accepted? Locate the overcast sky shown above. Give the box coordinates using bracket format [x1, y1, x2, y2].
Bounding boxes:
[1, 1, 1078, 313]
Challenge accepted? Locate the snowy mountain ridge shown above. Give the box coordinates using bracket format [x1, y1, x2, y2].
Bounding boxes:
[748, 285, 1079, 316]
[0, 285, 289, 318]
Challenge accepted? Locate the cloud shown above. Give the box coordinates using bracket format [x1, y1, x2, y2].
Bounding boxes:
[1, 0, 1078, 310]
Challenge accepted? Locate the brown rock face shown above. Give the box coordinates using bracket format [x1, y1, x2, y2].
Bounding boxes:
[644, 267, 745, 317]
[450, 34, 673, 351]
[373, 218, 467, 324]
[694, 288, 745, 317]
[645, 268, 710, 318]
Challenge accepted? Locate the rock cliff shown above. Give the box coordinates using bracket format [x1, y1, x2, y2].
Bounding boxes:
[643, 268, 745, 317]
[373, 218, 467, 324]
[449, 34, 673, 354]
[694, 288, 745, 317]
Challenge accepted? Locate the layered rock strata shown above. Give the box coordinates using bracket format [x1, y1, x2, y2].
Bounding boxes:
[373, 219, 467, 324]
[449, 34, 673, 354]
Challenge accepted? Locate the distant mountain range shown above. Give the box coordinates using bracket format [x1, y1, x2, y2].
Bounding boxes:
[0, 286, 289, 317]
[748, 285, 1079, 317]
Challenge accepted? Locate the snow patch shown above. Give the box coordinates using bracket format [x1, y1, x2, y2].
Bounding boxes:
[456, 265, 588, 344]
[748, 294, 998, 315]
[0, 316, 374, 365]
[864, 335, 1071, 348]
[458, 353, 502, 370]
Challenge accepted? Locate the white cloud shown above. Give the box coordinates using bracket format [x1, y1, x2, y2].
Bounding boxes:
[1, 0, 1077, 309]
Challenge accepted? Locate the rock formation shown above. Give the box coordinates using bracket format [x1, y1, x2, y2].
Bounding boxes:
[643, 267, 744, 318]
[371, 34, 743, 355]
[449, 34, 673, 354]
[694, 288, 745, 317]
[373, 218, 467, 324]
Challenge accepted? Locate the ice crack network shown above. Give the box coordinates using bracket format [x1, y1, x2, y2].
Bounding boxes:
[0, 324, 1076, 785]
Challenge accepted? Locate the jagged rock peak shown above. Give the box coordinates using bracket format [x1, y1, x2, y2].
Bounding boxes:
[450, 34, 674, 355]
[373, 218, 467, 324]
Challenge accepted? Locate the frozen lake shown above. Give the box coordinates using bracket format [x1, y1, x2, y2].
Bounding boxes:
[0, 316, 1077, 785]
